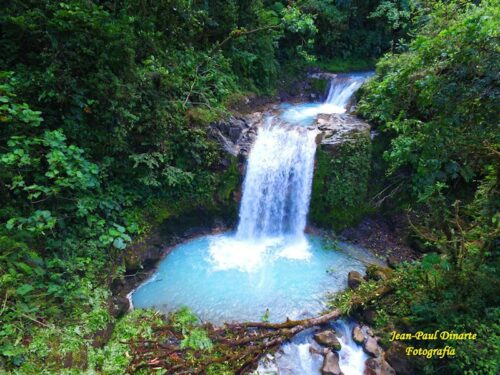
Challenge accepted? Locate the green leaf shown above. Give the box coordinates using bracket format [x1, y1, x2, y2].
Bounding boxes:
[16, 284, 34, 296]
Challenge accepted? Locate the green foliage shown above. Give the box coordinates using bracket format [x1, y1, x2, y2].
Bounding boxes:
[180, 328, 214, 351]
[297, 0, 412, 59]
[354, 3, 499, 372]
[171, 307, 213, 351]
[358, 0, 499, 201]
[313, 57, 376, 73]
[310, 134, 373, 231]
[90, 309, 163, 374]
[261, 309, 270, 323]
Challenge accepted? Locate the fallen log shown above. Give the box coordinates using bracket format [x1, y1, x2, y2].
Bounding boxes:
[127, 281, 395, 374]
[226, 308, 342, 330]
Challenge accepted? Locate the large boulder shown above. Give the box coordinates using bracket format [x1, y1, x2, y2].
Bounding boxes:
[363, 336, 383, 358]
[309, 114, 372, 231]
[314, 330, 342, 351]
[209, 113, 263, 158]
[322, 350, 343, 375]
[348, 271, 364, 289]
[365, 357, 396, 375]
[315, 113, 371, 152]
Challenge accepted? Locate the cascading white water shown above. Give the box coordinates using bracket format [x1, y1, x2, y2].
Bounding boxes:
[236, 118, 318, 239]
[207, 118, 318, 272]
[280, 72, 373, 126]
[324, 75, 366, 109]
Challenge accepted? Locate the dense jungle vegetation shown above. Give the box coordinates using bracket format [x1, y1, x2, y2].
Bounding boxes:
[0, 0, 498, 373]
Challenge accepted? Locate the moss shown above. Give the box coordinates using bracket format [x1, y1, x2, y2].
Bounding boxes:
[307, 77, 329, 98]
[216, 156, 241, 203]
[184, 106, 226, 126]
[310, 133, 372, 231]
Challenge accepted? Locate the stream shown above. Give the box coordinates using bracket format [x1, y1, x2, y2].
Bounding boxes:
[132, 73, 373, 374]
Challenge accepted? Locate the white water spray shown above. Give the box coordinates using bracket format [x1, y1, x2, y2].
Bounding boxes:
[208, 119, 318, 271]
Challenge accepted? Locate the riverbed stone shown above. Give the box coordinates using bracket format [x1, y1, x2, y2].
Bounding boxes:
[352, 325, 365, 344]
[363, 336, 383, 357]
[365, 357, 396, 375]
[322, 350, 343, 375]
[347, 271, 364, 289]
[314, 330, 342, 351]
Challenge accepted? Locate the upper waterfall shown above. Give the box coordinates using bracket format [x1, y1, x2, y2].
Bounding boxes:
[236, 118, 317, 239]
[280, 72, 373, 126]
[324, 74, 367, 108]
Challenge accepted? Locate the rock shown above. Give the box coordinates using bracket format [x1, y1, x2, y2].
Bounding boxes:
[352, 325, 365, 344]
[348, 271, 364, 289]
[386, 255, 401, 269]
[309, 72, 338, 80]
[362, 325, 374, 337]
[362, 308, 377, 325]
[228, 125, 242, 142]
[124, 239, 164, 272]
[314, 113, 371, 152]
[363, 336, 383, 358]
[315, 132, 325, 144]
[386, 341, 413, 375]
[364, 357, 396, 375]
[91, 322, 114, 348]
[365, 265, 393, 281]
[110, 296, 130, 318]
[322, 350, 343, 375]
[314, 330, 342, 351]
[209, 114, 261, 158]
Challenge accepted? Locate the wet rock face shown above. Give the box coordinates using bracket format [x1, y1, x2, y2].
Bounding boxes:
[209, 113, 264, 158]
[322, 350, 343, 375]
[363, 336, 383, 357]
[314, 113, 371, 152]
[314, 330, 342, 351]
[365, 357, 396, 375]
[353, 326, 365, 344]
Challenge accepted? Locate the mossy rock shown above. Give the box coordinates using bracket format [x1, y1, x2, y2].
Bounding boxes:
[307, 77, 329, 98]
[310, 134, 372, 231]
[365, 264, 393, 281]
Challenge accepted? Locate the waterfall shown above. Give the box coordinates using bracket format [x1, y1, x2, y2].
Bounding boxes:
[324, 75, 367, 108]
[209, 72, 373, 272]
[281, 72, 373, 126]
[236, 118, 318, 239]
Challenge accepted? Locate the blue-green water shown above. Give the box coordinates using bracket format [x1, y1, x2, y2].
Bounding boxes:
[132, 233, 366, 324]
